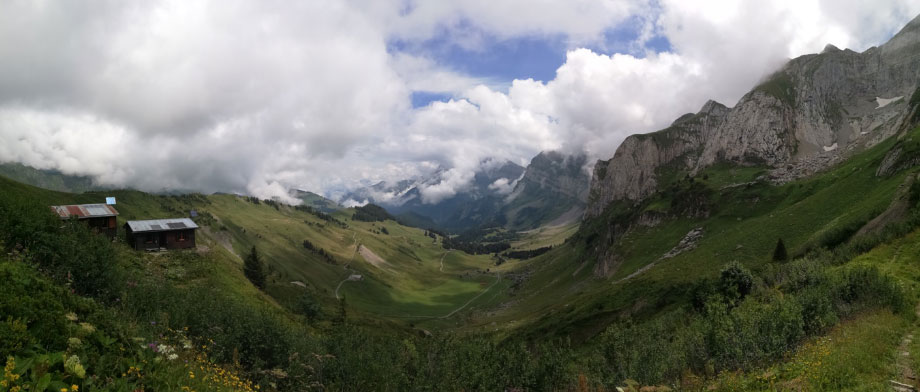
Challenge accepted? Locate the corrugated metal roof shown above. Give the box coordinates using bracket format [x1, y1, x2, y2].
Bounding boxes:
[126, 218, 199, 233]
[50, 204, 119, 219]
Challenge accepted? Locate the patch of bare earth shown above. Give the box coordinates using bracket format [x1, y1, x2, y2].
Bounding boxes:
[199, 226, 241, 261]
[358, 245, 387, 268]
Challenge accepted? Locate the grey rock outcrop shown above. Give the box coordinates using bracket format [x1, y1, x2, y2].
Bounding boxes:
[587, 14, 920, 218]
[587, 100, 726, 216]
[662, 227, 704, 259]
[503, 151, 591, 229]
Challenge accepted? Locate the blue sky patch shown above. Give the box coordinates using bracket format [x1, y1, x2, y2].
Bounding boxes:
[390, 14, 671, 97]
[410, 91, 453, 108]
[390, 32, 568, 85]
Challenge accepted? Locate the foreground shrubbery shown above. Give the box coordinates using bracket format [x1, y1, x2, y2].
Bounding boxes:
[0, 256, 260, 391]
[0, 193, 123, 301]
[585, 259, 910, 388]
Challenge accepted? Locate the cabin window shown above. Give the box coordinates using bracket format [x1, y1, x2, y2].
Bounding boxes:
[145, 235, 155, 244]
[177, 232, 187, 241]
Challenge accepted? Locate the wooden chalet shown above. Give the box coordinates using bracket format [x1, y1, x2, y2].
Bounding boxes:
[125, 218, 199, 251]
[50, 204, 119, 240]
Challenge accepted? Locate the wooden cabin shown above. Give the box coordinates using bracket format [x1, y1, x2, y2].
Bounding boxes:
[50, 204, 119, 240]
[125, 218, 198, 251]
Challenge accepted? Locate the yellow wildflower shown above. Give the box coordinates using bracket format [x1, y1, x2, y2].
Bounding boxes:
[71, 385, 79, 391]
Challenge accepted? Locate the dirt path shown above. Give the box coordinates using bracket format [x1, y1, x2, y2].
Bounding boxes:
[335, 231, 360, 300]
[334, 234, 499, 319]
[334, 278, 347, 300]
[891, 244, 917, 392]
[614, 262, 657, 284]
[440, 273, 501, 319]
[369, 273, 503, 320]
[348, 231, 358, 265]
[892, 330, 916, 392]
[439, 250, 452, 272]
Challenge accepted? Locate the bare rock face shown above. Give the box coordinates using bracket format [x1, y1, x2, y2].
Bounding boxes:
[586, 100, 726, 217]
[586, 14, 920, 218]
[515, 151, 589, 202]
[502, 151, 591, 229]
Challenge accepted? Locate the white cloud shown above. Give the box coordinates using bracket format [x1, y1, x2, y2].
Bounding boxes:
[399, 0, 920, 169]
[0, 107, 134, 184]
[488, 178, 516, 195]
[375, 0, 648, 47]
[0, 0, 917, 203]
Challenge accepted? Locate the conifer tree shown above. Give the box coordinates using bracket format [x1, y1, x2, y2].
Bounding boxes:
[244, 246, 266, 289]
[772, 238, 789, 262]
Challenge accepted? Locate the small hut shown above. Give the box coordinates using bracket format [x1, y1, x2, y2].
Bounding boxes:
[125, 218, 198, 251]
[50, 204, 119, 240]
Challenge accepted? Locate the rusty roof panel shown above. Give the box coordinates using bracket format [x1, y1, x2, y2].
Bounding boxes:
[126, 218, 198, 233]
[51, 204, 119, 219]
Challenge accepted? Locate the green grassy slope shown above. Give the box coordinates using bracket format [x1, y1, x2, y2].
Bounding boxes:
[3, 126, 920, 389]
[482, 125, 920, 341]
[0, 176, 518, 331]
[0, 162, 104, 193]
[291, 189, 340, 212]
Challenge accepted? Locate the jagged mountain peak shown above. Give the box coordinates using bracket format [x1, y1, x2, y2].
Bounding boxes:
[586, 13, 920, 218]
[699, 99, 729, 116]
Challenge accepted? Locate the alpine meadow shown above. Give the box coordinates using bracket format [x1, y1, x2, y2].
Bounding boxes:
[2, 2, 920, 391]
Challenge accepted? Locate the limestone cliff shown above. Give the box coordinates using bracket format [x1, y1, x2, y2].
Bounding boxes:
[586, 14, 920, 218]
[587, 100, 727, 216]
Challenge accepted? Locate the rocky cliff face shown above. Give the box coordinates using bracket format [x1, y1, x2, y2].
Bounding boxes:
[586, 14, 920, 218]
[515, 151, 589, 201]
[502, 151, 591, 229]
[586, 100, 726, 216]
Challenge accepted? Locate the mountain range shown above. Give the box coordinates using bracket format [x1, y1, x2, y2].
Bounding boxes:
[340, 151, 591, 231]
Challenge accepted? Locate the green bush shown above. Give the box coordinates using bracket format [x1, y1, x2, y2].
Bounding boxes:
[719, 262, 754, 303]
[0, 193, 123, 301]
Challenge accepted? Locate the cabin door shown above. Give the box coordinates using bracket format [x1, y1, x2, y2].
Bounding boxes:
[159, 232, 167, 248]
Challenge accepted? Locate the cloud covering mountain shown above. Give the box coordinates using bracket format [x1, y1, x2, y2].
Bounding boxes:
[0, 0, 918, 202]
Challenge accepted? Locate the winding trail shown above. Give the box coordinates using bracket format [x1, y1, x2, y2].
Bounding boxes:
[614, 262, 657, 284]
[334, 231, 359, 300]
[439, 273, 501, 319]
[373, 273, 503, 320]
[439, 250, 452, 272]
[891, 244, 918, 392]
[334, 279, 347, 300]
